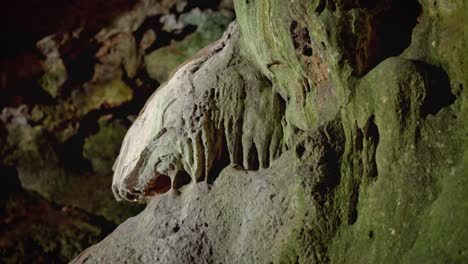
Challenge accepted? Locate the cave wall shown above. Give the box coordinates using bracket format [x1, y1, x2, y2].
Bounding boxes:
[0, 1, 234, 262]
[70, 0, 467, 262]
[1, 0, 464, 262]
[72, 0, 467, 263]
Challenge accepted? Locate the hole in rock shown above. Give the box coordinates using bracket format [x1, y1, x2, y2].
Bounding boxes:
[369, 230, 374, 239]
[420, 65, 456, 117]
[173, 224, 180, 233]
[295, 144, 306, 159]
[290, 20, 313, 58]
[173, 170, 192, 189]
[341, 0, 421, 75]
[303, 46, 313, 57]
[144, 174, 171, 195]
[379, 0, 421, 61]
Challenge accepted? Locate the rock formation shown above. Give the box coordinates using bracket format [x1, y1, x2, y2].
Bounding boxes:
[72, 0, 467, 263]
[112, 22, 285, 202]
[0, 1, 234, 262]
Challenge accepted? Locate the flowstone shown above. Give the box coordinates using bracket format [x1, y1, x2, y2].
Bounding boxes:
[112, 22, 286, 202]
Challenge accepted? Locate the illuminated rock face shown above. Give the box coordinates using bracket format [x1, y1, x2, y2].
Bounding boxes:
[0, 1, 235, 261]
[80, 0, 466, 263]
[112, 22, 286, 201]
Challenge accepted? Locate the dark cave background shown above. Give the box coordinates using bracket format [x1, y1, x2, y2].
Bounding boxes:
[0, 1, 234, 262]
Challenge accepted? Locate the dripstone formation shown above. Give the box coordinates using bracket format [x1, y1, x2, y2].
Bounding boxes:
[73, 0, 466, 263]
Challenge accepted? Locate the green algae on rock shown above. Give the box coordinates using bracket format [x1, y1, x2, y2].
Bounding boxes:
[73, 0, 466, 263]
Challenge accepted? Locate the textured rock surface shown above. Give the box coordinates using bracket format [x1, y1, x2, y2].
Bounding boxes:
[0, 1, 234, 262]
[112, 22, 285, 202]
[75, 153, 302, 263]
[73, 0, 467, 263]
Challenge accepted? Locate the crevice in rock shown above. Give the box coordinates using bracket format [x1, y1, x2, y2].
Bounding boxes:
[348, 184, 359, 225]
[363, 115, 379, 179]
[347, 116, 379, 225]
[234, 117, 244, 166]
[420, 65, 456, 117]
[315, 0, 327, 14]
[144, 174, 172, 196]
[296, 144, 306, 159]
[173, 170, 192, 190]
[354, 125, 364, 152]
[246, 142, 260, 170]
[290, 20, 313, 58]
[207, 130, 231, 184]
[341, 0, 421, 76]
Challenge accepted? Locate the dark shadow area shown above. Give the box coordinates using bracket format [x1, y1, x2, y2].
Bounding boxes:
[341, 0, 422, 75]
[207, 131, 231, 184]
[419, 64, 456, 117]
[363, 115, 379, 179]
[145, 174, 172, 195]
[174, 170, 192, 189]
[246, 143, 260, 170]
[0, 166, 116, 263]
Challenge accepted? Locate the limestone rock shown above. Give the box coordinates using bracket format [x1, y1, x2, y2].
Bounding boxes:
[113, 22, 285, 202]
[76, 0, 466, 263]
[74, 152, 303, 263]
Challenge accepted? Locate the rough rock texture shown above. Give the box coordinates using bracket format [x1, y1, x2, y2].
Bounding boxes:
[61, 0, 468, 262]
[74, 0, 466, 263]
[112, 22, 285, 202]
[75, 153, 301, 263]
[0, 1, 234, 262]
